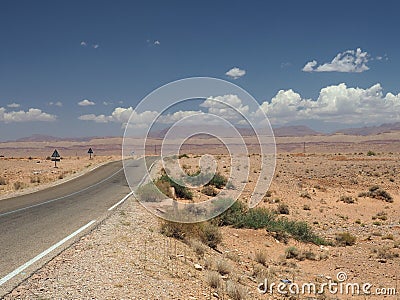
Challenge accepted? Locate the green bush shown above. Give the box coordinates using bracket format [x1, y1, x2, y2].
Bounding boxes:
[209, 172, 227, 189]
[159, 174, 193, 200]
[214, 200, 246, 226]
[215, 201, 327, 245]
[367, 150, 376, 156]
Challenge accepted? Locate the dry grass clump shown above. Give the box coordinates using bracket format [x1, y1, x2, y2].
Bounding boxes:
[216, 259, 232, 275]
[340, 195, 355, 204]
[0, 176, 7, 185]
[189, 239, 206, 257]
[335, 232, 357, 246]
[30, 176, 41, 184]
[285, 246, 319, 261]
[205, 271, 221, 289]
[226, 280, 247, 300]
[201, 185, 217, 196]
[254, 250, 267, 266]
[358, 186, 393, 203]
[13, 181, 25, 190]
[160, 221, 222, 249]
[373, 246, 399, 260]
[276, 203, 290, 215]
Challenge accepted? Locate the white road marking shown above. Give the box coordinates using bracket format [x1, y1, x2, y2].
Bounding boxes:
[108, 191, 134, 211]
[0, 220, 96, 286]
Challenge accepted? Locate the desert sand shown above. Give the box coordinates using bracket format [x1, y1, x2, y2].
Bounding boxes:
[1, 133, 400, 299]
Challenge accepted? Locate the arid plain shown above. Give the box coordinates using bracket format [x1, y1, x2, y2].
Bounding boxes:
[1, 131, 400, 299]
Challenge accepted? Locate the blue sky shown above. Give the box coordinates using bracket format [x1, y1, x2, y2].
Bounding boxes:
[1, 0, 400, 140]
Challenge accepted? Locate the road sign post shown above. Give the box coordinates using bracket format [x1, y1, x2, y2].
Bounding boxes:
[51, 149, 61, 168]
[88, 148, 93, 160]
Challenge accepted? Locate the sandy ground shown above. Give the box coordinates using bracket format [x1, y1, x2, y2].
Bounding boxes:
[2, 134, 400, 299]
[0, 155, 120, 200]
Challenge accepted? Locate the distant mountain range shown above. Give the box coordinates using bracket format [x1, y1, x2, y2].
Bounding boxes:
[13, 134, 103, 143]
[334, 122, 400, 136]
[8, 122, 400, 142]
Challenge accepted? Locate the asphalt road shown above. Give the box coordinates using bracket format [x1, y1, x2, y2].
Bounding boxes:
[0, 157, 154, 297]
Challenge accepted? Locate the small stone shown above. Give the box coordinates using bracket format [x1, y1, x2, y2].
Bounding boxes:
[213, 292, 219, 298]
[194, 264, 203, 271]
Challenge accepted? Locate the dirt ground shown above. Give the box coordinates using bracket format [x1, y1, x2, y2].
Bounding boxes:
[2, 134, 400, 299]
[0, 155, 119, 199]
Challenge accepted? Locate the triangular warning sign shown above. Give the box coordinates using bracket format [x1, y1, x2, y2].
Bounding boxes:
[88, 148, 93, 154]
[51, 149, 60, 158]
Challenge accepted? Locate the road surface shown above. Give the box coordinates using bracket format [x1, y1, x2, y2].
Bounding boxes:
[0, 157, 154, 297]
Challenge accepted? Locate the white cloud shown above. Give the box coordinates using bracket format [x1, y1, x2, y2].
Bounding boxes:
[49, 101, 63, 107]
[302, 60, 317, 72]
[80, 41, 87, 47]
[260, 83, 400, 125]
[201, 94, 249, 120]
[302, 48, 370, 73]
[225, 67, 246, 79]
[78, 99, 96, 106]
[7, 103, 20, 108]
[78, 114, 110, 123]
[93, 44, 99, 49]
[158, 110, 203, 124]
[0, 108, 56, 123]
[79, 107, 158, 129]
[154, 40, 160, 45]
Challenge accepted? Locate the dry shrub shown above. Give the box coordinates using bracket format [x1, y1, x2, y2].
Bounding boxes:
[0, 176, 7, 185]
[335, 232, 356, 246]
[160, 221, 222, 249]
[30, 176, 41, 184]
[226, 280, 246, 300]
[216, 259, 231, 275]
[255, 250, 267, 266]
[189, 239, 206, 257]
[205, 271, 221, 289]
[13, 181, 25, 190]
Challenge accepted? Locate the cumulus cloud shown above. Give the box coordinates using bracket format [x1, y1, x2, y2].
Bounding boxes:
[225, 67, 246, 79]
[49, 101, 63, 107]
[302, 60, 317, 72]
[80, 41, 87, 47]
[79, 107, 159, 129]
[302, 48, 370, 73]
[78, 99, 96, 106]
[0, 108, 56, 123]
[78, 114, 110, 123]
[158, 110, 203, 124]
[93, 44, 99, 49]
[260, 83, 400, 125]
[154, 40, 160, 45]
[201, 94, 249, 120]
[7, 103, 20, 108]
[79, 84, 400, 129]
